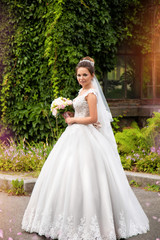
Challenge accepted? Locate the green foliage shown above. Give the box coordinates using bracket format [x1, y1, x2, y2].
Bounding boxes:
[0, 0, 59, 142]
[144, 183, 160, 192]
[44, 0, 141, 98]
[115, 122, 147, 154]
[143, 112, 160, 149]
[129, 180, 141, 188]
[121, 151, 160, 174]
[8, 179, 25, 196]
[115, 113, 160, 154]
[120, 155, 132, 171]
[111, 115, 123, 134]
[129, 0, 159, 54]
[136, 153, 160, 174]
[0, 2, 14, 92]
[116, 112, 160, 174]
[0, 0, 141, 142]
[0, 138, 52, 172]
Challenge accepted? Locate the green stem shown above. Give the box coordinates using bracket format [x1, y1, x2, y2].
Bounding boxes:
[56, 116, 58, 140]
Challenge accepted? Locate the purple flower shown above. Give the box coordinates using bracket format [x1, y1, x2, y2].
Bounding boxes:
[151, 147, 156, 153]
[157, 149, 160, 155]
[134, 153, 140, 159]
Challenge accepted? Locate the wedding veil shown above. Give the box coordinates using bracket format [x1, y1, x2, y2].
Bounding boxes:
[92, 75, 118, 149]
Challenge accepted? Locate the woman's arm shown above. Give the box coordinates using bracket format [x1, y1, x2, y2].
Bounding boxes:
[65, 93, 97, 125]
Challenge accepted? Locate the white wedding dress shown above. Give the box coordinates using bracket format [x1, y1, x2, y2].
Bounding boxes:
[22, 89, 149, 240]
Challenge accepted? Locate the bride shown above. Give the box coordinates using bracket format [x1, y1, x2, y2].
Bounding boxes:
[22, 57, 149, 240]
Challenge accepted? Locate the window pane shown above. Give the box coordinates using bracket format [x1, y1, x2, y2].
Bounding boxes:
[126, 56, 140, 99]
[106, 56, 125, 99]
[142, 54, 153, 99]
[106, 55, 140, 99]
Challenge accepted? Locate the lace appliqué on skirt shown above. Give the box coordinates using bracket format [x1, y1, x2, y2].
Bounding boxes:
[22, 209, 149, 240]
[117, 211, 149, 239]
[22, 210, 116, 240]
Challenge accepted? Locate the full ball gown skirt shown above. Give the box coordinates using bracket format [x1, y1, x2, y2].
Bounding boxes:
[22, 89, 149, 240]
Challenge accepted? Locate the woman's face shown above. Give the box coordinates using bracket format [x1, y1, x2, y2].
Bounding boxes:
[77, 67, 94, 89]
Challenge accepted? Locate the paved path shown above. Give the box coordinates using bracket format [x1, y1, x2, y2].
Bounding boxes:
[0, 187, 160, 240]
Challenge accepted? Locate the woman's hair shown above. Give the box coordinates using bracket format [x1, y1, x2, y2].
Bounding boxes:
[76, 56, 95, 75]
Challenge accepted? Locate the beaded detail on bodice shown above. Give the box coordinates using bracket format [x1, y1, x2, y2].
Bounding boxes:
[73, 89, 97, 118]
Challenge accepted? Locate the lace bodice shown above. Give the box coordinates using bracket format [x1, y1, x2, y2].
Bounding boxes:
[73, 89, 97, 118]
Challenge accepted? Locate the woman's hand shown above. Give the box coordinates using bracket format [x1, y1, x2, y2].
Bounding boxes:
[66, 111, 74, 117]
[62, 111, 74, 119]
[65, 117, 75, 125]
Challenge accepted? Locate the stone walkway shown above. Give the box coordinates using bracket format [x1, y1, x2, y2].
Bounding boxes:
[0, 188, 160, 240]
[0, 171, 160, 239]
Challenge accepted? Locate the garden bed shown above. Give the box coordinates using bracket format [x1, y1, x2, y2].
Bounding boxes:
[0, 112, 160, 176]
[115, 112, 160, 175]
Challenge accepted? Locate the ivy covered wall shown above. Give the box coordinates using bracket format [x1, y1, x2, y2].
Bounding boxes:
[0, 2, 14, 116]
[0, 0, 147, 142]
[0, 0, 55, 142]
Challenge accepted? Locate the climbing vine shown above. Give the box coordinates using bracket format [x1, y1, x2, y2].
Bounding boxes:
[44, 0, 141, 98]
[0, 2, 14, 116]
[0, 0, 57, 142]
[1, 0, 151, 142]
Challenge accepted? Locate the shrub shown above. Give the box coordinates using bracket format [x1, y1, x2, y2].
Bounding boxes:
[8, 179, 25, 196]
[115, 121, 147, 154]
[115, 112, 160, 154]
[115, 112, 160, 174]
[0, 138, 53, 172]
[136, 153, 160, 174]
[120, 155, 132, 171]
[111, 115, 123, 134]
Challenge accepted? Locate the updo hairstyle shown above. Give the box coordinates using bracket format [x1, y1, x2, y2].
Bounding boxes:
[76, 56, 95, 75]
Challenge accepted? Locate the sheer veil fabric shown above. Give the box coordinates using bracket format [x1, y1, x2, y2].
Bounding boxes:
[92, 75, 117, 150]
[22, 71, 149, 240]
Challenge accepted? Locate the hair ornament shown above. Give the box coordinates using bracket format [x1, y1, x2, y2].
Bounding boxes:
[79, 59, 94, 67]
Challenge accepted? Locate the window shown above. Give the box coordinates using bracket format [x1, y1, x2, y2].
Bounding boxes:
[142, 36, 160, 99]
[105, 53, 141, 99]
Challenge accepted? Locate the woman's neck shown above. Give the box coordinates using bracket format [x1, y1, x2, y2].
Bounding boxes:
[82, 84, 93, 90]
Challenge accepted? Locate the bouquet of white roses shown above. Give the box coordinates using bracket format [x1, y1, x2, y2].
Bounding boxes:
[51, 97, 73, 118]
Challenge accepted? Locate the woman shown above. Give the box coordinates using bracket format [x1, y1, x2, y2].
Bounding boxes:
[22, 57, 149, 240]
